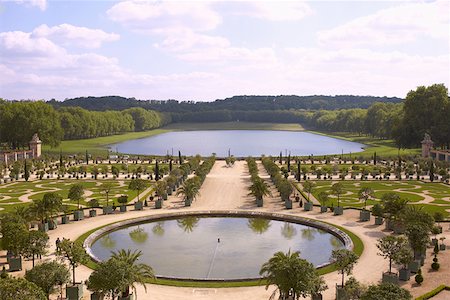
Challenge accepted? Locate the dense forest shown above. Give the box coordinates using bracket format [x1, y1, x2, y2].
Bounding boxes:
[0, 84, 448, 150]
[49, 95, 402, 112]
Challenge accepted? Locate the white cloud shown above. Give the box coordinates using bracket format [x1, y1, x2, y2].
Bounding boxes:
[32, 24, 120, 49]
[318, 0, 450, 47]
[107, 0, 221, 33]
[154, 29, 230, 52]
[9, 0, 47, 10]
[233, 1, 313, 21]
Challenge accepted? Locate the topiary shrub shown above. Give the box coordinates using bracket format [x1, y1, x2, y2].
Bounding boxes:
[431, 255, 440, 271]
[415, 268, 424, 284]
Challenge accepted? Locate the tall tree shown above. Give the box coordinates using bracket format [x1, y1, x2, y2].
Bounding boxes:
[25, 261, 70, 300]
[0, 276, 46, 300]
[331, 249, 359, 287]
[56, 239, 89, 285]
[68, 184, 84, 210]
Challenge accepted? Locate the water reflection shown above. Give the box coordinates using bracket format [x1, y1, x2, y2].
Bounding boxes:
[247, 218, 271, 234]
[100, 235, 116, 248]
[281, 222, 297, 240]
[129, 226, 148, 244]
[177, 217, 200, 233]
[330, 236, 342, 250]
[152, 221, 165, 236]
[301, 228, 317, 241]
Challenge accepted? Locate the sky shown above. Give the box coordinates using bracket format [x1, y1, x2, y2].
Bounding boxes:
[0, 0, 449, 101]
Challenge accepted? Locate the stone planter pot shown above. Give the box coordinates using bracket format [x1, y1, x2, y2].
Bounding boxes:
[119, 293, 134, 300]
[120, 205, 127, 212]
[312, 293, 323, 300]
[304, 202, 313, 211]
[285, 199, 292, 209]
[359, 210, 371, 222]
[185, 198, 192, 207]
[73, 210, 84, 221]
[38, 222, 49, 232]
[49, 218, 58, 230]
[399, 268, 411, 281]
[374, 216, 384, 225]
[8, 256, 22, 272]
[335, 285, 348, 300]
[385, 219, 393, 231]
[334, 206, 344, 216]
[320, 206, 328, 213]
[61, 215, 69, 224]
[382, 272, 399, 284]
[90, 293, 104, 300]
[89, 209, 97, 217]
[155, 199, 163, 209]
[432, 238, 438, 246]
[408, 260, 420, 273]
[134, 201, 143, 211]
[167, 189, 172, 196]
[256, 198, 263, 207]
[102, 206, 113, 215]
[66, 283, 83, 300]
[439, 244, 446, 251]
[163, 193, 168, 200]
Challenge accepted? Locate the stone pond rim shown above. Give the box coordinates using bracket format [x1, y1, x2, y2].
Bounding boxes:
[83, 210, 355, 282]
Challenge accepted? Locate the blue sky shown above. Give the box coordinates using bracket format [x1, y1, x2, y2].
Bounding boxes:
[0, 0, 448, 101]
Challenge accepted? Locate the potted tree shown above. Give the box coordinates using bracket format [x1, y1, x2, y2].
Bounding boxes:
[88, 199, 99, 217]
[56, 239, 89, 300]
[23, 230, 49, 268]
[406, 224, 430, 272]
[396, 245, 413, 281]
[317, 191, 329, 213]
[371, 203, 384, 225]
[1, 215, 28, 271]
[101, 183, 113, 215]
[377, 235, 409, 284]
[303, 181, 315, 211]
[358, 187, 373, 222]
[154, 181, 167, 208]
[118, 195, 129, 212]
[331, 249, 359, 300]
[68, 184, 85, 221]
[248, 177, 271, 207]
[331, 183, 344, 215]
[439, 237, 446, 251]
[61, 204, 70, 224]
[310, 276, 328, 300]
[24, 261, 70, 300]
[30, 193, 63, 232]
[176, 178, 200, 207]
[128, 179, 147, 211]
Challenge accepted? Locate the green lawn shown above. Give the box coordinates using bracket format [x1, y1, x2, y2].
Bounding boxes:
[306, 180, 450, 217]
[0, 179, 154, 213]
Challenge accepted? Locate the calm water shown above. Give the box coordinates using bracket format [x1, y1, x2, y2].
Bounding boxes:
[90, 217, 344, 280]
[110, 130, 364, 156]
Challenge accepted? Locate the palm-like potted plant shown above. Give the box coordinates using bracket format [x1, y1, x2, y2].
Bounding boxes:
[248, 177, 271, 207]
[358, 187, 373, 222]
[30, 192, 62, 231]
[176, 178, 200, 207]
[118, 195, 129, 212]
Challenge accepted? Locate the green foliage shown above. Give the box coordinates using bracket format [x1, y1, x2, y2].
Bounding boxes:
[361, 282, 412, 300]
[67, 184, 84, 209]
[415, 268, 424, 285]
[331, 249, 359, 287]
[0, 276, 46, 300]
[0, 101, 63, 148]
[25, 261, 70, 298]
[0, 214, 29, 256]
[376, 235, 410, 273]
[56, 239, 89, 285]
[259, 250, 326, 299]
[24, 230, 49, 267]
[29, 193, 63, 223]
[128, 179, 148, 202]
[371, 203, 384, 217]
[415, 285, 450, 300]
[117, 195, 129, 205]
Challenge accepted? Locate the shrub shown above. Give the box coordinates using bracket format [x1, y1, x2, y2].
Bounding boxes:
[415, 269, 424, 284]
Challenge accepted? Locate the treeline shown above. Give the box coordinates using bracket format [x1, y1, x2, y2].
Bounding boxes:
[50, 94, 402, 112]
[0, 102, 169, 148]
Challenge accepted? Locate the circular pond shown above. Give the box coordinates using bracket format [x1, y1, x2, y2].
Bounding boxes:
[86, 212, 349, 280]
